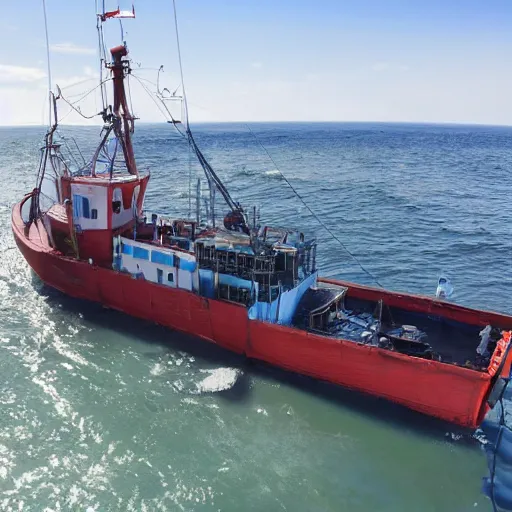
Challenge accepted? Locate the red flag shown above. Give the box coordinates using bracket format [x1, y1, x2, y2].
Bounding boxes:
[101, 5, 135, 21]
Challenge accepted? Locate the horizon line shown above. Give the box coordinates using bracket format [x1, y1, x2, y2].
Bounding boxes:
[1, 119, 511, 129]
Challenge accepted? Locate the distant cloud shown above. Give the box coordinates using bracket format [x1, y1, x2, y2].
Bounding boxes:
[50, 42, 96, 55]
[251, 62, 263, 69]
[0, 64, 46, 84]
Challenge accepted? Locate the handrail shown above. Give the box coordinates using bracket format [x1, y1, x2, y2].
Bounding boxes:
[488, 331, 512, 385]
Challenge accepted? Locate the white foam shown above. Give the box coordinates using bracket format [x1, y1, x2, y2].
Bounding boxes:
[195, 368, 240, 394]
[150, 363, 165, 376]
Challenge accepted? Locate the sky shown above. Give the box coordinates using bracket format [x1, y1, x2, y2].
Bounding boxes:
[1, 0, 512, 126]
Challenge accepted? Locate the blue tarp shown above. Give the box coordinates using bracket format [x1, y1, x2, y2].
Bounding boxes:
[199, 269, 215, 298]
[248, 273, 317, 325]
[219, 274, 252, 289]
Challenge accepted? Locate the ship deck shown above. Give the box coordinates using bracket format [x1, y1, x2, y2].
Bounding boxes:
[294, 283, 512, 369]
[346, 295, 483, 366]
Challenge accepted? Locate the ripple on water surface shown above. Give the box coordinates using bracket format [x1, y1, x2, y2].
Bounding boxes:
[0, 123, 510, 511]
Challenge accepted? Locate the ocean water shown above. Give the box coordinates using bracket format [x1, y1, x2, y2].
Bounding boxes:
[0, 122, 511, 511]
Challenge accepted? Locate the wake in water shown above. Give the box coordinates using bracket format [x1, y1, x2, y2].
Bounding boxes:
[195, 368, 242, 394]
[149, 354, 242, 395]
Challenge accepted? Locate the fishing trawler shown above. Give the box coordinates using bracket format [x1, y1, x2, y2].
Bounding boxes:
[11, 3, 512, 429]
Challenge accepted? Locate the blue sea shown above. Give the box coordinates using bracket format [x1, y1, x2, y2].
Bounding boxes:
[0, 122, 511, 511]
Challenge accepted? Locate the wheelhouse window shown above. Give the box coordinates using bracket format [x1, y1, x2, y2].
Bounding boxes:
[112, 188, 123, 214]
[121, 242, 133, 255]
[133, 246, 149, 260]
[72, 194, 91, 219]
[151, 250, 173, 266]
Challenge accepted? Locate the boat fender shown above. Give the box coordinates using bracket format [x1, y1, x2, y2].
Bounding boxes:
[436, 276, 454, 299]
[488, 331, 512, 377]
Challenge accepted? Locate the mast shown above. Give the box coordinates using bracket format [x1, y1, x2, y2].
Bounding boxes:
[94, 4, 137, 177]
[108, 44, 138, 176]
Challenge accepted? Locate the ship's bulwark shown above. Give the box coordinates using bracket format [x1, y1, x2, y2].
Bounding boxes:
[13, 199, 499, 429]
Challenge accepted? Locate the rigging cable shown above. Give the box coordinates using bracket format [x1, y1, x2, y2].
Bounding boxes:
[131, 70, 206, 213]
[169, 0, 246, 222]
[67, 78, 111, 106]
[58, 79, 112, 120]
[135, 74, 185, 136]
[127, 74, 135, 120]
[60, 77, 98, 93]
[172, 0, 189, 127]
[188, 137, 192, 217]
[131, 74, 185, 135]
[171, 1, 240, 211]
[57, 128, 87, 167]
[56, 131, 81, 169]
[42, 0, 52, 128]
[95, 0, 108, 111]
[245, 123, 384, 288]
[32, 0, 57, 222]
[186, 129, 240, 212]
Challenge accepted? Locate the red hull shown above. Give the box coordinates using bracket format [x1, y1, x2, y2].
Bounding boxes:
[12, 196, 510, 428]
